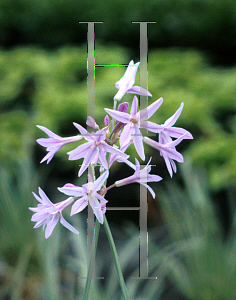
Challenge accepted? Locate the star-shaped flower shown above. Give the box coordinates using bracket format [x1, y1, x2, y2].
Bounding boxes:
[67, 123, 128, 176]
[115, 158, 162, 198]
[29, 187, 79, 239]
[158, 103, 193, 144]
[36, 125, 83, 164]
[105, 96, 163, 160]
[114, 60, 152, 101]
[58, 171, 109, 224]
[143, 135, 186, 177]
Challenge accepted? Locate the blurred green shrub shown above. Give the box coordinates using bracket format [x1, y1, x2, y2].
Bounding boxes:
[0, 45, 235, 190]
[0, 0, 236, 65]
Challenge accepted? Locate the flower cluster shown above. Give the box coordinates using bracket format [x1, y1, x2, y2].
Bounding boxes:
[30, 60, 193, 238]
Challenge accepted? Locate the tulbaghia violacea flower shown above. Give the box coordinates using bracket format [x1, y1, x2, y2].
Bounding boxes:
[115, 158, 162, 198]
[143, 135, 187, 177]
[36, 125, 83, 164]
[58, 171, 109, 224]
[105, 96, 163, 160]
[158, 102, 193, 144]
[29, 187, 79, 239]
[67, 123, 128, 176]
[114, 60, 152, 101]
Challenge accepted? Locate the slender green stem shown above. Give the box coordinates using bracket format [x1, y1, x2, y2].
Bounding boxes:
[103, 215, 130, 300]
[83, 219, 100, 300]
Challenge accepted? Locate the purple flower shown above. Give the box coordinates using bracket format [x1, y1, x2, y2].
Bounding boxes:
[36, 125, 83, 164]
[114, 60, 152, 101]
[159, 103, 193, 144]
[143, 135, 186, 177]
[105, 96, 163, 160]
[58, 171, 109, 224]
[115, 158, 162, 198]
[67, 123, 128, 177]
[29, 187, 79, 239]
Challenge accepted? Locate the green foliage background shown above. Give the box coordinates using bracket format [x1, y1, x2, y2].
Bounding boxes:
[0, 45, 235, 190]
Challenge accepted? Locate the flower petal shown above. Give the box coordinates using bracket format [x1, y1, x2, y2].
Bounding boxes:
[71, 197, 87, 215]
[38, 187, 54, 207]
[164, 102, 184, 127]
[132, 126, 145, 161]
[45, 214, 60, 239]
[36, 125, 61, 139]
[140, 121, 162, 133]
[73, 123, 93, 141]
[130, 96, 138, 116]
[141, 97, 163, 120]
[60, 215, 79, 234]
[58, 185, 84, 197]
[94, 170, 109, 191]
[120, 123, 132, 147]
[126, 86, 152, 97]
[104, 108, 130, 124]
[78, 146, 98, 176]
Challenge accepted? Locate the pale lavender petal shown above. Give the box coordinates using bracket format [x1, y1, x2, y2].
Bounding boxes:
[32, 191, 44, 204]
[95, 192, 108, 203]
[38, 187, 54, 207]
[165, 134, 187, 148]
[29, 206, 40, 212]
[60, 215, 79, 234]
[134, 157, 140, 172]
[127, 86, 152, 97]
[73, 123, 93, 141]
[45, 214, 60, 239]
[132, 126, 145, 161]
[78, 146, 98, 177]
[130, 96, 138, 116]
[58, 185, 84, 197]
[170, 159, 177, 173]
[94, 171, 109, 191]
[33, 219, 46, 229]
[142, 183, 156, 199]
[104, 108, 130, 124]
[71, 197, 87, 215]
[145, 97, 163, 120]
[36, 125, 61, 139]
[165, 127, 193, 139]
[161, 147, 183, 162]
[31, 211, 48, 222]
[120, 123, 132, 147]
[115, 60, 139, 90]
[94, 129, 106, 143]
[67, 141, 94, 160]
[102, 142, 128, 158]
[162, 153, 173, 177]
[146, 173, 162, 182]
[90, 196, 104, 224]
[40, 146, 61, 164]
[98, 146, 108, 170]
[159, 131, 172, 144]
[164, 103, 184, 127]
[140, 121, 162, 133]
[36, 137, 59, 147]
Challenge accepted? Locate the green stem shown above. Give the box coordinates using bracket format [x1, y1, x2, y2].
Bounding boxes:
[103, 215, 130, 300]
[83, 219, 100, 300]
